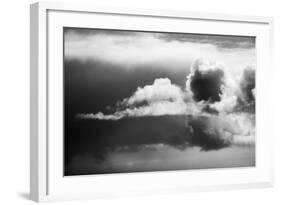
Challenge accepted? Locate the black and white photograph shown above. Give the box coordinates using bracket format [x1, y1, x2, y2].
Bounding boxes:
[64, 27, 256, 176]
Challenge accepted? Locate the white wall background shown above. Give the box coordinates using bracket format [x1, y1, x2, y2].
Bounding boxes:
[0, 0, 280, 204]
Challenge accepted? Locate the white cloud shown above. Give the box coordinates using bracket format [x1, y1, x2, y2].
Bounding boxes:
[124, 78, 185, 105]
[76, 112, 122, 120]
[252, 88, 256, 98]
[192, 58, 225, 73]
[76, 78, 201, 120]
[65, 32, 256, 72]
[224, 113, 255, 145]
[185, 59, 255, 114]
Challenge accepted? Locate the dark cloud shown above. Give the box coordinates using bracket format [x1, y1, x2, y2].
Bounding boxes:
[189, 62, 224, 102]
[202, 105, 219, 115]
[158, 33, 255, 49]
[65, 115, 235, 175]
[65, 115, 188, 168]
[186, 116, 231, 150]
[64, 27, 255, 53]
[64, 27, 141, 38]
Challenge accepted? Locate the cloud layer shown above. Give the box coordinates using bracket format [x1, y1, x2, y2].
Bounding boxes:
[70, 113, 254, 171]
[65, 28, 255, 73]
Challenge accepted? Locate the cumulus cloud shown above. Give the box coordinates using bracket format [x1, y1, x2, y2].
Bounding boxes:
[76, 58, 255, 118]
[76, 78, 200, 120]
[76, 59, 242, 121]
[75, 57, 256, 152]
[186, 59, 225, 102]
[193, 61, 256, 114]
[124, 78, 185, 105]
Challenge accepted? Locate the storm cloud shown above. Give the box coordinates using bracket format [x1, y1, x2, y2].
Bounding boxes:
[66, 114, 254, 174]
[187, 59, 225, 102]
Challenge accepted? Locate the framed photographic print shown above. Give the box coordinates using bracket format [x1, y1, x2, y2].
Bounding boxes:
[30, 2, 274, 202]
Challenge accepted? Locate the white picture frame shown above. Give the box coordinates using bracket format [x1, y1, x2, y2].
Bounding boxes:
[30, 1, 274, 202]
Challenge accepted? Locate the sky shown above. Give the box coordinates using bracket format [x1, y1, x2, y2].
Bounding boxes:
[64, 27, 256, 175]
